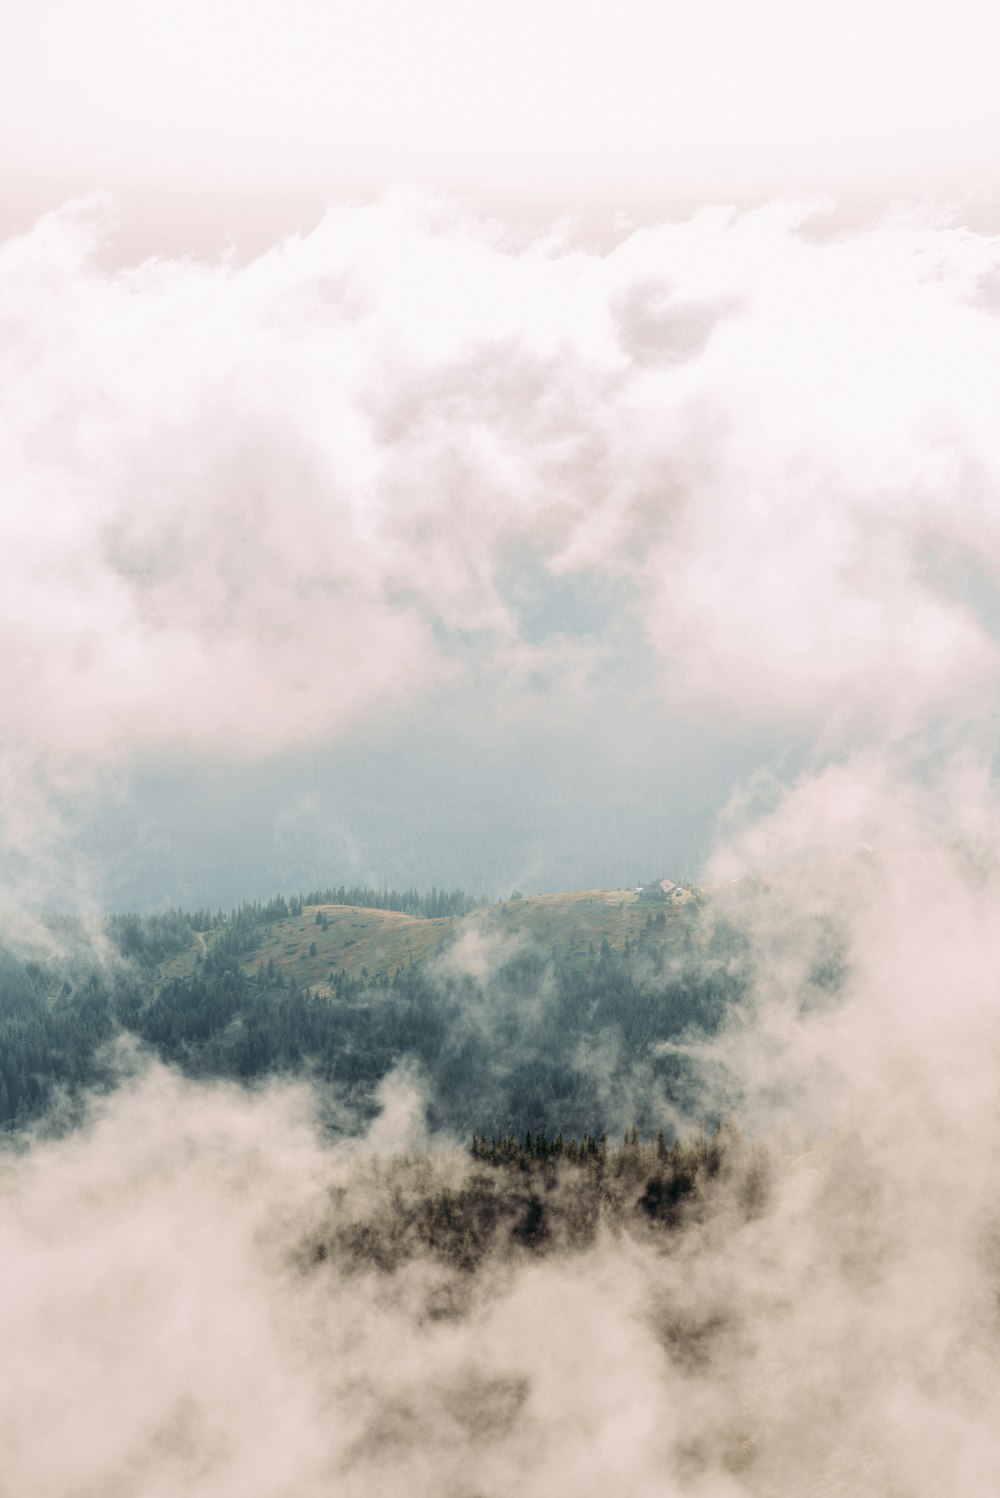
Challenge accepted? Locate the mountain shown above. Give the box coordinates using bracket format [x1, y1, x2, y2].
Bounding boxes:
[0, 883, 732, 1141]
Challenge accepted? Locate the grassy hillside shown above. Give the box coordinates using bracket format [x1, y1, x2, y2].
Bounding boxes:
[158, 887, 699, 994]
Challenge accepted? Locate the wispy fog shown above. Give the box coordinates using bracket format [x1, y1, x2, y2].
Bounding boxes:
[7, 837, 1000, 1498]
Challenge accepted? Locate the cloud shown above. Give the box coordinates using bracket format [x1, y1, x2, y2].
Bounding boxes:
[6, 191, 1000, 880]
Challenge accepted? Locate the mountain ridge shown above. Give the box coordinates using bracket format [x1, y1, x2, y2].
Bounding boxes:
[157, 885, 702, 994]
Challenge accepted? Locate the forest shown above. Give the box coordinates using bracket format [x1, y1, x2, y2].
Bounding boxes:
[0, 889, 758, 1141]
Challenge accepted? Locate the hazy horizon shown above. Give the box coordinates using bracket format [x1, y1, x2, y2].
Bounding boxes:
[8, 188, 1000, 911]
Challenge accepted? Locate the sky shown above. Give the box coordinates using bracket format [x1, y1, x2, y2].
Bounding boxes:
[4, 0, 1000, 907]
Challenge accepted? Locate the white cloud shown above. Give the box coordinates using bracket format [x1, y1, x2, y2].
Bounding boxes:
[6, 192, 1000, 869]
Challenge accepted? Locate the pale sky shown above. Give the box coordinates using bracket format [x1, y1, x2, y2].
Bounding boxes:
[4, 0, 1000, 253]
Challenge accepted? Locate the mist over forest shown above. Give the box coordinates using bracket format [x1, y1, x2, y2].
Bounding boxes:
[5, 845, 1000, 1495]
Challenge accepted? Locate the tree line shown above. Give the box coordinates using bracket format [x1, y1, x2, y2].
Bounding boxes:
[304, 1122, 770, 1276]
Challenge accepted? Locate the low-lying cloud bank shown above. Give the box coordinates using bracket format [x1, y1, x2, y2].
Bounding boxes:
[6, 832, 1000, 1496]
[5, 193, 1000, 877]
